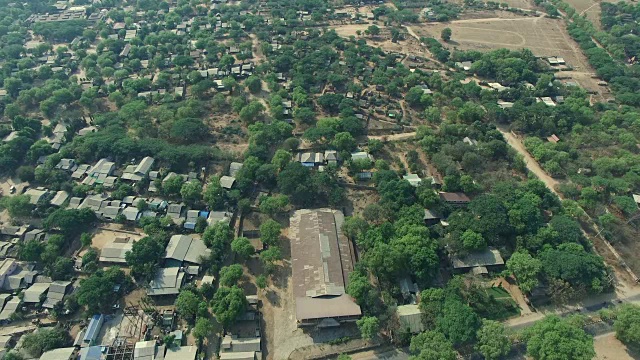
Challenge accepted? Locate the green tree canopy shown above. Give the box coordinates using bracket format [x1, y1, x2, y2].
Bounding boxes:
[506, 251, 542, 293]
[76, 267, 131, 314]
[125, 236, 165, 281]
[614, 304, 640, 347]
[476, 319, 511, 360]
[0, 195, 33, 218]
[21, 327, 71, 357]
[231, 237, 255, 258]
[219, 264, 244, 287]
[409, 330, 457, 360]
[524, 315, 595, 360]
[436, 298, 480, 345]
[180, 180, 203, 206]
[260, 219, 281, 246]
[357, 316, 380, 340]
[212, 286, 247, 328]
[192, 317, 214, 346]
[175, 290, 201, 322]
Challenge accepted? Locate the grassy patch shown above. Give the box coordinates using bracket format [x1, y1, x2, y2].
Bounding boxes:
[473, 286, 521, 321]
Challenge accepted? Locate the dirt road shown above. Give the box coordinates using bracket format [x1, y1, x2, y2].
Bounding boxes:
[367, 132, 416, 142]
[498, 128, 562, 196]
[249, 33, 265, 64]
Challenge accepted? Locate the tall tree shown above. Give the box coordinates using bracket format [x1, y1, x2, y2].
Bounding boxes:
[524, 315, 595, 360]
[614, 304, 640, 347]
[506, 251, 542, 293]
[409, 331, 457, 360]
[476, 319, 511, 360]
[212, 286, 247, 328]
[356, 316, 380, 340]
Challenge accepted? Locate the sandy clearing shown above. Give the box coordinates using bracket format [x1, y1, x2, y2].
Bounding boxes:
[594, 332, 638, 360]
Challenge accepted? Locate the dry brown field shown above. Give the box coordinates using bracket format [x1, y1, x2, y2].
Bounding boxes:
[412, 12, 606, 95]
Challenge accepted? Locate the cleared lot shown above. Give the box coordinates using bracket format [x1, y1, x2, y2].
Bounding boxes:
[415, 14, 589, 67]
[413, 13, 606, 95]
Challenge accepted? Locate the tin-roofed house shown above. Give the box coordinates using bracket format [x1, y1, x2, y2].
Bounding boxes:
[147, 267, 185, 297]
[220, 176, 236, 190]
[122, 156, 155, 182]
[439, 192, 470, 206]
[396, 304, 424, 334]
[42, 280, 71, 309]
[289, 209, 361, 327]
[164, 234, 210, 269]
[450, 248, 505, 275]
[23, 282, 51, 304]
[100, 237, 134, 263]
[49, 191, 69, 207]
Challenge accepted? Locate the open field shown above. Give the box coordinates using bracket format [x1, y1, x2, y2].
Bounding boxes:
[564, 0, 620, 29]
[412, 12, 606, 95]
[500, 0, 537, 9]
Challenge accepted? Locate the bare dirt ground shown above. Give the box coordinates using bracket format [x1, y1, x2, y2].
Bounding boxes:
[415, 12, 585, 65]
[0, 177, 29, 197]
[85, 225, 144, 252]
[259, 233, 316, 360]
[367, 132, 416, 142]
[249, 33, 265, 64]
[501, 0, 537, 9]
[331, 24, 431, 61]
[0, 177, 30, 225]
[344, 188, 380, 217]
[412, 11, 606, 95]
[594, 332, 639, 360]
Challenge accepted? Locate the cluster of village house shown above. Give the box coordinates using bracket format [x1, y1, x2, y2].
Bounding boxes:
[0, 289, 264, 360]
[453, 57, 599, 111]
[0, 149, 250, 357]
[0, 0, 529, 358]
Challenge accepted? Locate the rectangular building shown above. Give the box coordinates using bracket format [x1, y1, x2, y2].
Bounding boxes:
[290, 209, 361, 327]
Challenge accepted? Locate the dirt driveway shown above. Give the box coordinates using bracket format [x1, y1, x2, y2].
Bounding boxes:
[492, 277, 532, 315]
[261, 257, 316, 360]
[497, 128, 562, 196]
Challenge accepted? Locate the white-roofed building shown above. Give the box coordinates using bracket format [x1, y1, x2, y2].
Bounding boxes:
[229, 162, 243, 177]
[403, 174, 422, 187]
[0, 297, 20, 321]
[220, 176, 236, 189]
[134, 340, 158, 360]
[0, 259, 17, 289]
[24, 187, 48, 205]
[122, 207, 141, 222]
[122, 157, 155, 182]
[220, 352, 257, 360]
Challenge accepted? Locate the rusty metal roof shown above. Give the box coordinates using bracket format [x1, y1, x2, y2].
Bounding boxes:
[290, 209, 361, 321]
